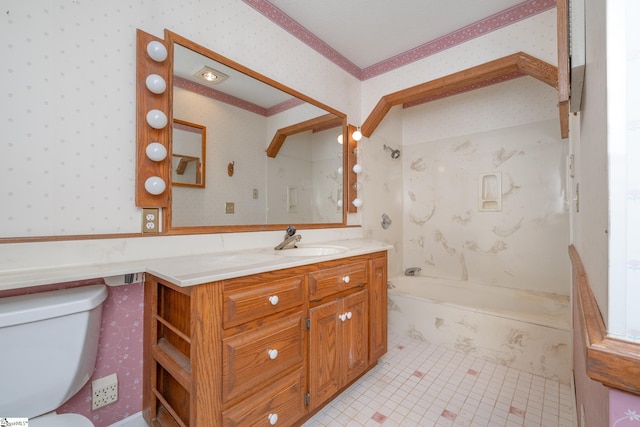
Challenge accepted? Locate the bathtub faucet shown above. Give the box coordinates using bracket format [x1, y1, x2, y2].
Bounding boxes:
[404, 267, 421, 276]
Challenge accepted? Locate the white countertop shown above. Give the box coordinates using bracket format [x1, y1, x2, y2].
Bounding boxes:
[0, 239, 392, 290]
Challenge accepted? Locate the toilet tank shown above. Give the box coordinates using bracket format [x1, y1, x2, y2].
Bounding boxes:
[0, 285, 108, 418]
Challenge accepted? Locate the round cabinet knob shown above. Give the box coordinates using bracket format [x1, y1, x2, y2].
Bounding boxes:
[346, 311, 352, 319]
[339, 313, 346, 322]
[268, 413, 278, 425]
[268, 349, 278, 360]
[343, 275, 350, 283]
[269, 295, 279, 306]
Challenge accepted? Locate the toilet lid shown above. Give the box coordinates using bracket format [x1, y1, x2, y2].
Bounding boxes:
[30, 413, 94, 427]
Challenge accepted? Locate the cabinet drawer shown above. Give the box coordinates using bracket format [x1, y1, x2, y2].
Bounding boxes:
[308, 260, 368, 301]
[222, 312, 304, 402]
[223, 275, 304, 328]
[222, 368, 304, 427]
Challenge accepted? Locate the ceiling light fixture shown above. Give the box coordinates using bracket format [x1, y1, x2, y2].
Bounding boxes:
[194, 66, 229, 84]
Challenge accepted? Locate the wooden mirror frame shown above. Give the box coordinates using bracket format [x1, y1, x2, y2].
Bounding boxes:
[136, 29, 351, 234]
[172, 118, 206, 188]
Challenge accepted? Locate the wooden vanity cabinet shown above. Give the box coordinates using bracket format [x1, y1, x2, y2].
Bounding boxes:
[143, 251, 387, 427]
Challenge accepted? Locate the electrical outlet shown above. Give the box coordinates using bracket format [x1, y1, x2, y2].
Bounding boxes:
[142, 208, 159, 234]
[225, 202, 235, 214]
[92, 373, 118, 410]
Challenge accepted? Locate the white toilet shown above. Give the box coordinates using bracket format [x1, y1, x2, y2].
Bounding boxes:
[0, 285, 108, 426]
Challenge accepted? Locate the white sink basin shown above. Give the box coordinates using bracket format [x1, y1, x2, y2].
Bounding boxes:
[274, 245, 348, 257]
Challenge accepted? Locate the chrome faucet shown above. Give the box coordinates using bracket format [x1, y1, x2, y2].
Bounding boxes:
[404, 267, 421, 276]
[274, 226, 301, 250]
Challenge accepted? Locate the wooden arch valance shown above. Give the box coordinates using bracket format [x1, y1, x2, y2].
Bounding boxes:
[266, 113, 344, 158]
[361, 52, 568, 139]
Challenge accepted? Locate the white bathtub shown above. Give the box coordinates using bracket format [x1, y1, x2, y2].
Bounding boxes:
[388, 276, 572, 383]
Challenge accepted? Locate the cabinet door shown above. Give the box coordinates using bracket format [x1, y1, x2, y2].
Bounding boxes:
[369, 255, 388, 364]
[308, 299, 340, 410]
[342, 290, 369, 384]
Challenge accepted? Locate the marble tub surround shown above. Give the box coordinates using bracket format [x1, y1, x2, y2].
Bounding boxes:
[388, 276, 571, 384]
[401, 119, 570, 295]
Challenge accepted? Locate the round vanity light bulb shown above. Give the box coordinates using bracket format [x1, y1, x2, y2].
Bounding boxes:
[146, 142, 167, 161]
[352, 128, 362, 141]
[145, 74, 167, 94]
[337, 199, 343, 208]
[337, 134, 344, 144]
[352, 164, 363, 174]
[337, 166, 343, 175]
[146, 109, 168, 129]
[352, 198, 363, 208]
[146, 41, 168, 62]
[144, 176, 166, 195]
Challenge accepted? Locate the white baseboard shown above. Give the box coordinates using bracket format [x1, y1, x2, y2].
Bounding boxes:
[108, 412, 147, 427]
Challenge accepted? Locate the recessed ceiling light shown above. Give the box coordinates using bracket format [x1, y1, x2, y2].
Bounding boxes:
[194, 66, 228, 84]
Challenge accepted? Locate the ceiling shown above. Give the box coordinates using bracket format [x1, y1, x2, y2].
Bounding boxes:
[266, 0, 526, 70]
[173, 0, 556, 108]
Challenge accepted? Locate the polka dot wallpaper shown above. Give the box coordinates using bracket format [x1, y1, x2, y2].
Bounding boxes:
[0, 280, 144, 427]
[1, 0, 358, 238]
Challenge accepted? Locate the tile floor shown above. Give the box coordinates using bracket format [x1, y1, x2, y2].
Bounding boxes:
[303, 328, 576, 427]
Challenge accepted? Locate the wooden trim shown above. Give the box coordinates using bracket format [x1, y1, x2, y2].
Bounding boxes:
[136, 29, 172, 208]
[0, 232, 152, 244]
[346, 124, 358, 213]
[266, 114, 344, 158]
[361, 52, 559, 138]
[569, 245, 640, 395]
[559, 101, 570, 139]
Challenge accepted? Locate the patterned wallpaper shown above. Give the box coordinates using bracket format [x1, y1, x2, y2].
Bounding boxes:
[0, 0, 358, 238]
[0, 281, 144, 427]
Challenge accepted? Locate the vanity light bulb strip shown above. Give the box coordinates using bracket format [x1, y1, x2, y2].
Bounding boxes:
[146, 109, 168, 129]
[146, 142, 167, 162]
[145, 74, 167, 94]
[145, 176, 167, 195]
[146, 41, 168, 62]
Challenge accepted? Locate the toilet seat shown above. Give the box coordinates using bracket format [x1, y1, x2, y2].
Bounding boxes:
[30, 413, 94, 427]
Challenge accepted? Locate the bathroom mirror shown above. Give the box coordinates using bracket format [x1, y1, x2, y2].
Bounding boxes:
[163, 30, 348, 232]
[172, 119, 206, 188]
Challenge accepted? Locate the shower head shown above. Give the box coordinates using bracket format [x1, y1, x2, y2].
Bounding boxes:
[383, 144, 401, 159]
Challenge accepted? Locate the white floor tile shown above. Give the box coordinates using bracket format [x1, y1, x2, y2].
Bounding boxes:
[303, 330, 575, 426]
